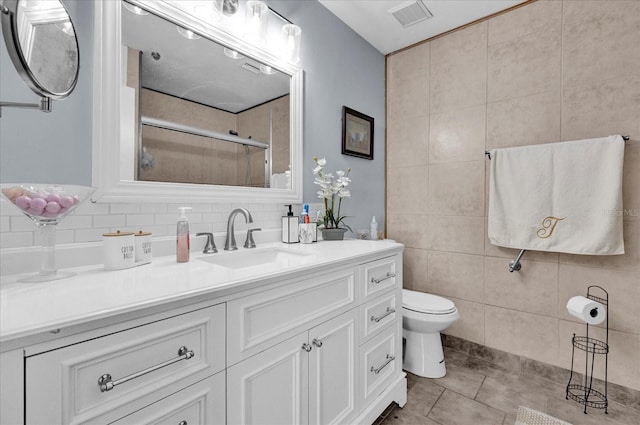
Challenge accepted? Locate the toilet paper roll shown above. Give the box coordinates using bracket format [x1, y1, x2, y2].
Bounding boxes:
[566, 296, 606, 325]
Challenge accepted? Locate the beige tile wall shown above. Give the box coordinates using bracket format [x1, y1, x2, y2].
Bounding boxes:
[386, 0, 640, 390]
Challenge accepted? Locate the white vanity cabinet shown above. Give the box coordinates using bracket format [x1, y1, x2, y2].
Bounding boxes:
[0, 242, 405, 425]
[227, 253, 405, 425]
[227, 309, 358, 425]
[226, 266, 359, 425]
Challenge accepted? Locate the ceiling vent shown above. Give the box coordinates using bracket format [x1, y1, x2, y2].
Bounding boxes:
[389, 0, 433, 28]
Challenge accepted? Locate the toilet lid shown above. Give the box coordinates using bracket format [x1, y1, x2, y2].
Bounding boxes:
[402, 289, 457, 314]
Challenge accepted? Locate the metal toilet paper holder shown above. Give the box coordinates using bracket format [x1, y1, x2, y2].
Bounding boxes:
[565, 285, 609, 414]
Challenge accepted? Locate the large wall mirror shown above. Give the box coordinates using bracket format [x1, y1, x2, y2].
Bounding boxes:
[92, 0, 303, 203]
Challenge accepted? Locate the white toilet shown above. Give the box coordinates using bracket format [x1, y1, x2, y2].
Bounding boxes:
[402, 288, 459, 378]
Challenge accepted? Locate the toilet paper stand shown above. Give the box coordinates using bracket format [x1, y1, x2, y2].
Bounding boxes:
[565, 285, 609, 415]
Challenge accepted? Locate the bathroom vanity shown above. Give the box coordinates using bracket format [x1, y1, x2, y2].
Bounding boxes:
[0, 240, 406, 424]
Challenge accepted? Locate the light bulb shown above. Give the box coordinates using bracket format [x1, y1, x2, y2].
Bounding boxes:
[176, 26, 201, 40]
[224, 48, 244, 59]
[123, 2, 149, 15]
[244, 1, 268, 44]
[287, 34, 295, 52]
[281, 24, 301, 63]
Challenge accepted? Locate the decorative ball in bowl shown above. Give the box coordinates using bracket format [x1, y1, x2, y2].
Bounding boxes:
[1, 183, 95, 224]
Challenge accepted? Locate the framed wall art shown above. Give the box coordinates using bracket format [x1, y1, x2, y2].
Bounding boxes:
[342, 106, 374, 160]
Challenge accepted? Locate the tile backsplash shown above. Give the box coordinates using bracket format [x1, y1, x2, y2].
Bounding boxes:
[0, 199, 326, 271]
[1, 200, 280, 248]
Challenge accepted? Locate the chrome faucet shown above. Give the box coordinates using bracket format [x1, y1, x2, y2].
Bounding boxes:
[224, 208, 253, 251]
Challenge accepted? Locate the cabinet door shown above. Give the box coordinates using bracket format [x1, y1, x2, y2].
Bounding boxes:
[1, 349, 23, 425]
[309, 310, 358, 425]
[227, 331, 309, 425]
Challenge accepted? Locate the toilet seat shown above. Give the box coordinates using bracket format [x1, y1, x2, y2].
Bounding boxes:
[402, 289, 457, 315]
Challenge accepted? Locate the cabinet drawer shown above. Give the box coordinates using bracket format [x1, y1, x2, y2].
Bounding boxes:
[26, 304, 225, 425]
[111, 372, 225, 425]
[360, 255, 400, 301]
[360, 324, 401, 406]
[227, 267, 356, 365]
[360, 291, 398, 343]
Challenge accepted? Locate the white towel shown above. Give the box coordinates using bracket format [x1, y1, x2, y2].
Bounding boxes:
[488, 135, 625, 255]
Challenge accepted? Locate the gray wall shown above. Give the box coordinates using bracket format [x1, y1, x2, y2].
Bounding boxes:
[0, 0, 94, 185]
[268, 0, 386, 234]
[1, 0, 386, 233]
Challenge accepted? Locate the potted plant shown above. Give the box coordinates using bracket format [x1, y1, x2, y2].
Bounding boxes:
[313, 156, 352, 240]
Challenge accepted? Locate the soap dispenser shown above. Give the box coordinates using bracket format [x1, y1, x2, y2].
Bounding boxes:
[282, 205, 299, 244]
[177, 207, 192, 263]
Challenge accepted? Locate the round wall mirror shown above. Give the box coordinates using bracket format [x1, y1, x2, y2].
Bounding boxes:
[1, 0, 79, 99]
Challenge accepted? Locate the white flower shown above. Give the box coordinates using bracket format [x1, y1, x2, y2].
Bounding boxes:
[311, 156, 353, 229]
[337, 176, 350, 186]
[338, 189, 351, 198]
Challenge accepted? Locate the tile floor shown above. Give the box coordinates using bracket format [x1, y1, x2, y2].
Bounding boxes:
[376, 347, 640, 425]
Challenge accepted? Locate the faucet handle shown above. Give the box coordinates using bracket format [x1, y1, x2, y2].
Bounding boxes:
[244, 228, 262, 249]
[196, 232, 218, 254]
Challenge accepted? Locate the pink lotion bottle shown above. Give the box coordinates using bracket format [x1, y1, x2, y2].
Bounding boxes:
[176, 207, 192, 263]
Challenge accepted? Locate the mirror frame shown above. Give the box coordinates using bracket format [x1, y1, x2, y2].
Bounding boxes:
[92, 0, 303, 203]
[0, 0, 79, 100]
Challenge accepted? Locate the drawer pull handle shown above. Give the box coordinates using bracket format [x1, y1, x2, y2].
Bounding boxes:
[178, 421, 187, 425]
[302, 343, 312, 352]
[371, 307, 396, 323]
[312, 338, 323, 348]
[371, 272, 396, 284]
[370, 354, 395, 375]
[98, 346, 194, 392]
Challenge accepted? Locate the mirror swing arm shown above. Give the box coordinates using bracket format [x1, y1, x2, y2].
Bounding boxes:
[0, 96, 52, 115]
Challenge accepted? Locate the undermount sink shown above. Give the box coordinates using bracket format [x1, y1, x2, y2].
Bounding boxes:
[197, 247, 312, 269]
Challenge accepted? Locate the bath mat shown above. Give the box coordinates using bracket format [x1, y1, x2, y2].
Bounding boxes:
[514, 406, 572, 425]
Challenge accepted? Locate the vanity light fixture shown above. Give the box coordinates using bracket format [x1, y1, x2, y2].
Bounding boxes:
[281, 24, 301, 64]
[223, 47, 244, 59]
[176, 26, 201, 40]
[244, 0, 268, 45]
[123, 2, 149, 16]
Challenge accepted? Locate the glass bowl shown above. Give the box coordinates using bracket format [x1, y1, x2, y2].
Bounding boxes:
[1, 183, 96, 282]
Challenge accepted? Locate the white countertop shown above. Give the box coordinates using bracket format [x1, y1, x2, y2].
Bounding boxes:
[0, 240, 403, 344]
